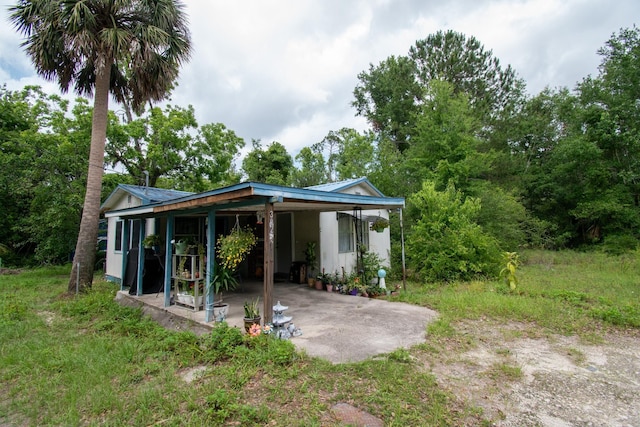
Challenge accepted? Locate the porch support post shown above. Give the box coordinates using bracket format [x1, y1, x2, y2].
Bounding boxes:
[163, 214, 174, 307]
[120, 219, 130, 291]
[205, 209, 216, 323]
[263, 202, 275, 324]
[136, 219, 145, 296]
[399, 208, 406, 292]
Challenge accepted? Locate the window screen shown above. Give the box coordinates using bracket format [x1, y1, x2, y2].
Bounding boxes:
[338, 213, 354, 253]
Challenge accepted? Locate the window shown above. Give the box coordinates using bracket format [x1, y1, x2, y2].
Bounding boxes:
[115, 220, 123, 252]
[338, 213, 354, 253]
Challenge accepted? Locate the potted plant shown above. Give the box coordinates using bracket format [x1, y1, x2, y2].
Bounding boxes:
[217, 225, 257, 271]
[315, 269, 325, 290]
[243, 297, 261, 332]
[305, 241, 317, 287]
[209, 225, 257, 322]
[142, 234, 161, 249]
[209, 263, 238, 321]
[346, 274, 361, 296]
[370, 217, 390, 233]
[325, 273, 335, 293]
[175, 256, 204, 308]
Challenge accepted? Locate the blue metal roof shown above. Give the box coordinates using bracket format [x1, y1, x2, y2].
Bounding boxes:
[306, 177, 384, 197]
[108, 180, 404, 218]
[101, 184, 194, 211]
[118, 184, 193, 204]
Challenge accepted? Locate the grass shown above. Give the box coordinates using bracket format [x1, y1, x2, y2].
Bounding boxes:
[396, 249, 640, 336]
[1, 249, 639, 425]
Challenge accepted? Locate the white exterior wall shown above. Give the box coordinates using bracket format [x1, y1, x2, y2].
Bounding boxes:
[104, 193, 145, 282]
[317, 181, 392, 277]
[318, 209, 391, 277]
[105, 215, 123, 281]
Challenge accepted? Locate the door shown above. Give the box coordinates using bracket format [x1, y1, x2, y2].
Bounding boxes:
[275, 213, 293, 275]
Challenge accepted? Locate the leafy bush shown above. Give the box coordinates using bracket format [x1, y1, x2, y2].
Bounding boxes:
[406, 181, 502, 281]
[601, 234, 638, 255]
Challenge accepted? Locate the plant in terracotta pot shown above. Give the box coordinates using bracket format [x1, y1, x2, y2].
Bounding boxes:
[243, 297, 261, 332]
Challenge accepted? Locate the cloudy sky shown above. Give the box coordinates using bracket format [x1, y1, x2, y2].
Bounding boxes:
[1, 0, 639, 158]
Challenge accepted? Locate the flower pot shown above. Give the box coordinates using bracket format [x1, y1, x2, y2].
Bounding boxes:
[315, 279, 323, 290]
[213, 303, 229, 322]
[243, 316, 261, 332]
[326, 284, 333, 292]
[349, 289, 358, 296]
[308, 278, 315, 287]
[177, 293, 203, 307]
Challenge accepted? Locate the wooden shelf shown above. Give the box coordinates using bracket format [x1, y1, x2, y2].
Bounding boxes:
[172, 254, 204, 311]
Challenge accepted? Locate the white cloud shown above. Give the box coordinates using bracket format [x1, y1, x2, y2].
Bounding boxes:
[1, 0, 639, 159]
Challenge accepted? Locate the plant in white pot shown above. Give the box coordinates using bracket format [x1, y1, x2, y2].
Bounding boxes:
[209, 222, 257, 322]
[208, 263, 237, 321]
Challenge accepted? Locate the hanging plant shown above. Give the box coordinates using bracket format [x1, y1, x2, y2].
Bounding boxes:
[216, 225, 257, 271]
[370, 217, 390, 232]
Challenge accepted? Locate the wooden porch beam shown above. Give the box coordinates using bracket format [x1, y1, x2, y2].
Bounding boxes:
[153, 188, 254, 213]
[263, 202, 275, 324]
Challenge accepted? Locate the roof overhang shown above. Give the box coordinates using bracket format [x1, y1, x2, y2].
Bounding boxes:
[106, 181, 405, 219]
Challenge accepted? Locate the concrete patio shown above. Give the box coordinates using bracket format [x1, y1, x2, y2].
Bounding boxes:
[116, 280, 438, 364]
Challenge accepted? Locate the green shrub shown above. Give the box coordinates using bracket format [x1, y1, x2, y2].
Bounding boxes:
[406, 181, 502, 281]
[601, 234, 638, 255]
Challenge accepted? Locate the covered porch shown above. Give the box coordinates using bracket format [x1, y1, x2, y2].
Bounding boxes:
[108, 181, 406, 325]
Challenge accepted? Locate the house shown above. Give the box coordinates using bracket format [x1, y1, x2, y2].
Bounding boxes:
[100, 184, 194, 285]
[101, 178, 405, 322]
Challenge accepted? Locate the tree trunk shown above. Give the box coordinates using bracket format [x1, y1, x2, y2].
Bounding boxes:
[68, 66, 110, 293]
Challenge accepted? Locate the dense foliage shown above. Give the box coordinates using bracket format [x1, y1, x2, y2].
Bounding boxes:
[4, 24, 640, 282]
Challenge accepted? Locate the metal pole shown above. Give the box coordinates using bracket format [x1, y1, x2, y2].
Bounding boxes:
[399, 208, 407, 292]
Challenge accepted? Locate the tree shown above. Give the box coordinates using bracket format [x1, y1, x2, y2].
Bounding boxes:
[404, 80, 483, 194]
[290, 147, 326, 187]
[242, 140, 294, 185]
[10, 0, 192, 292]
[332, 128, 375, 181]
[353, 30, 525, 151]
[0, 86, 91, 264]
[106, 105, 245, 192]
[353, 55, 422, 151]
[409, 30, 524, 125]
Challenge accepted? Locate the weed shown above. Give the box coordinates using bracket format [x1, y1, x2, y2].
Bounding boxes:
[387, 348, 413, 363]
[487, 362, 523, 381]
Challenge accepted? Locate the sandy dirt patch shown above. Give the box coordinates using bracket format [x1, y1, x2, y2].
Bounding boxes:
[422, 319, 640, 426]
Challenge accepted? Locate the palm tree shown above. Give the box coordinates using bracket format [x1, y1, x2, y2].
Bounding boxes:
[10, 0, 192, 292]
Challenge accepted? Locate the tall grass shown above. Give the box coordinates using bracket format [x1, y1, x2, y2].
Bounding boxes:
[398, 249, 640, 334]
